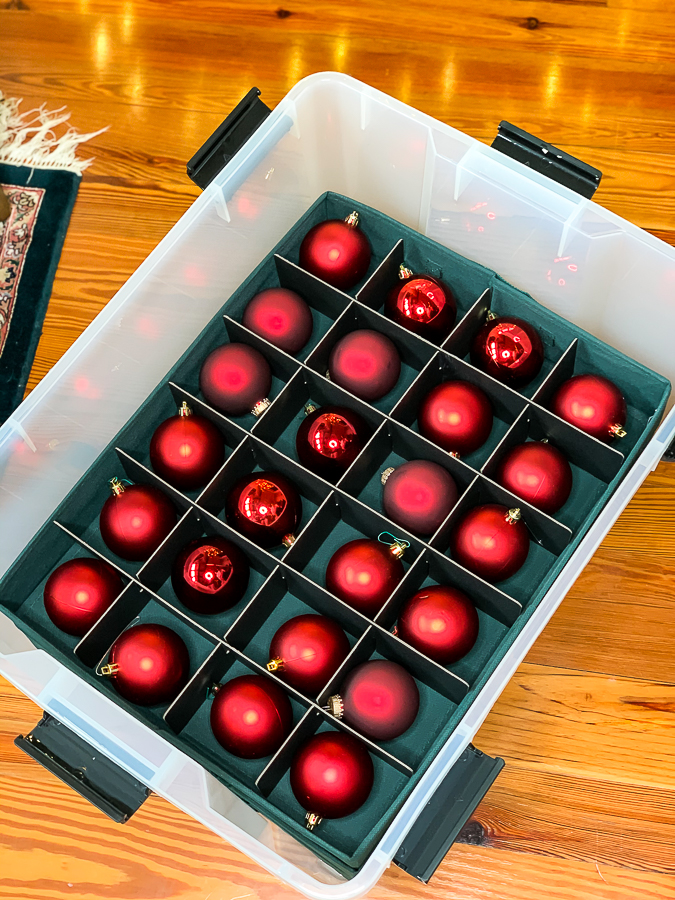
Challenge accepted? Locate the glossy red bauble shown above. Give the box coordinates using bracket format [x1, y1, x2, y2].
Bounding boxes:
[149, 403, 225, 490]
[470, 314, 544, 388]
[210, 674, 292, 759]
[328, 329, 401, 401]
[225, 471, 302, 548]
[382, 459, 458, 536]
[243, 287, 313, 355]
[199, 343, 272, 417]
[325, 538, 405, 618]
[384, 268, 457, 341]
[550, 374, 627, 443]
[329, 660, 419, 741]
[104, 623, 189, 706]
[419, 380, 493, 456]
[100, 480, 177, 561]
[496, 441, 573, 514]
[299, 212, 372, 290]
[171, 536, 250, 614]
[267, 614, 350, 696]
[450, 504, 529, 583]
[397, 585, 479, 664]
[296, 404, 372, 482]
[43, 558, 123, 636]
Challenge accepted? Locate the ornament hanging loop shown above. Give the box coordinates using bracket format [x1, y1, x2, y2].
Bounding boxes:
[378, 531, 410, 559]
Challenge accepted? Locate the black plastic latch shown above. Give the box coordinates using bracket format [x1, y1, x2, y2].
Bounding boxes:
[15, 712, 151, 823]
[187, 87, 271, 189]
[492, 121, 602, 199]
[393, 744, 504, 883]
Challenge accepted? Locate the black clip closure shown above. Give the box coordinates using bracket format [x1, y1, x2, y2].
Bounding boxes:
[187, 87, 272, 189]
[492, 121, 602, 199]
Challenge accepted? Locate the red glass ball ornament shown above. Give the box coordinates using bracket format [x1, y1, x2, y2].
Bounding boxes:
[199, 343, 272, 417]
[210, 674, 292, 759]
[450, 504, 529, 583]
[496, 441, 573, 514]
[104, 623, 189, 706]
[398, 585, 479, 664]
[225, 471, 302, 549]
[44, 558, 123, 637]
[328, 329, 401, 401]
[328, 660, 419, 741]
[325, 538, 406, 618]
[267, 614, 350, 695]
[243, 287, 313, 355]
[100, 479, 177, 561]
[382, 460, 458, 536]
[419, 380, 493, 456]
[470, 314, 544, 388]
[149, 402, 225, 490]
[299, 211, 372, 290]
[384, 266, 457, 341]
[171, 536, 250, 614]
[290, 732, 374, 826]
[296, 404, 372, 482]
[550, 374, 627, 443]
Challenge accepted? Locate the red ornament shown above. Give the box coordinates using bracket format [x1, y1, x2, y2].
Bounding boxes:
[102, 623, 189, 706]
[450, 504, 529, 582]
[171, 536, 250, 614]
[149, 402, 225, 491]
[43, 558, 123, 637]
[381, 460, 458, 536]
[100, 478, 177, 561]
[210, 674, 292, 759]
[470, 313, 544, 388]
[384, 265, 457, 341]
[328, 329, 401, 401]
[496, 441, 573, 514]
[242, 287, 313, 355]
[299, 211, 372, 290]
[199, 343, 272, 417]
[290, 732, 374, 828]
[397, 585, 479, 664]
[550, 374, 627, 443]
[296, 404, 372, 481]
[419, 380, 493, 456]
[325, 537, 407, 618]
[267, 614, 350, 695]
[326, 660, 419, 741]
[225, 471, 302, 548]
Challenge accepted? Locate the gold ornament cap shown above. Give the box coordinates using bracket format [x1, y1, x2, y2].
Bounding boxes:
[267, 658, 284, 673]
[399, 264, 414, 280]
[485, 309, 498, 321]
[344, 211, 359, 228]
[109, 477, 126, 497]
[324, 695, 345, 719]
[252, 398, 271, 417]
[305, 811, 323, 830]
[505, 507, 522, 524]
[178, 401, 193, 418]
[380, 466, 395, 485]
[304, 403, 318, 416]
[282, 533, 296, 548]
[100, 663, 120, 677]
[610, 423, 627, 438]
[378, 531, 410, 560]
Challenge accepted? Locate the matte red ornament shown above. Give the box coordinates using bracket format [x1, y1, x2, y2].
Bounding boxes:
[325, 537, 407, 618]
[296, 404, 372, 481]
[419, 380, 493, 456]
[44, 557, 123, 637]
[397, 585, 479, 664]
[450, 504, 529, 583]
[210, 674, 292, 759]
[100, 478, 177, 561]
[149, 402, 225, 490]
[171, 536, 250, 614]
[382, 460, 458, 536]
[496, 441, 573, 514]
[199, 343, 272, 417]
[102, 623, 189, 706]
[290, 732, 374, 828]
[550, 373, 627, 443]
[470, 313, 544, 387]
[384, 265, 457, 341]
[267, 614, 350, 695]
[225, 471, 302, 548]
[243, 287, 314, 355]
[326, 660, 419, 741]
[299, 211, 372, 290]
[328, 329, 401, 401]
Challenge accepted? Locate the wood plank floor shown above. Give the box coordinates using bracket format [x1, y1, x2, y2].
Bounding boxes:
[2, 1, 675, 898]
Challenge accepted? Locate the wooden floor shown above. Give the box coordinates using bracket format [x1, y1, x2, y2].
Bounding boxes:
[3, 1, 675, 898]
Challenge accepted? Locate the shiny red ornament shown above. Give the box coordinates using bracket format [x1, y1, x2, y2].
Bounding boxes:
[325, 537, 406, 618]
[296, 404, 372, 481]
[382, 460, 458, 536]
[103, 623, 189, 706]
[210, 674, 292, 759]
[384, 265, 457, 341]
[470, 314, 544, 388]
[299, 211, 372, 290]
[199, 343, 272, 417]
[419, 380, 493, 456]
[397, 585, 479, 664]
[242, 287, 314, 355]
[327, 660, 419, 741]
[496, 441, 573, 515]
[267, 614, 350, 695]
[225, 471, 302, 548]
[450, 504, 529, 582]
[100, 479, 177, 561]
[43, 558, 123, 637]
[550, 373, 627, 443]
[149, 402, 225, 490]
[171, 536, 250, 614]
[290, 732, 374, 827]
[328, 329, 401, 401]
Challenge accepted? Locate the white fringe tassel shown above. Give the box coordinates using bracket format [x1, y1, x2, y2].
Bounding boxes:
[0, 93, 107, 175]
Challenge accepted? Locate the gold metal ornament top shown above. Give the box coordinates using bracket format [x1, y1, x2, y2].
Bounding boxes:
[610, 424, 627, 438]
[304, 403, 318, 416]
[399, 264, 413, 280]
[282, 533, 296, 548]
[324, 695, 344, 719]
[389, 540, 407, 559]
[109, 477, 125, 497]
[179, 401, 193, 418]
[208, 683, 222, 698]
[449, 451, 460, 459]
[485, 309, 498, 321]
[252, 398, 271, 417]
[305, 811, 323, 830]
[344, 211, 359, 228]
[506, 507, 522, 524]
[100, 663, 120, 676]
[380, 467, 395, 485]
[267, 658, 284, 673]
